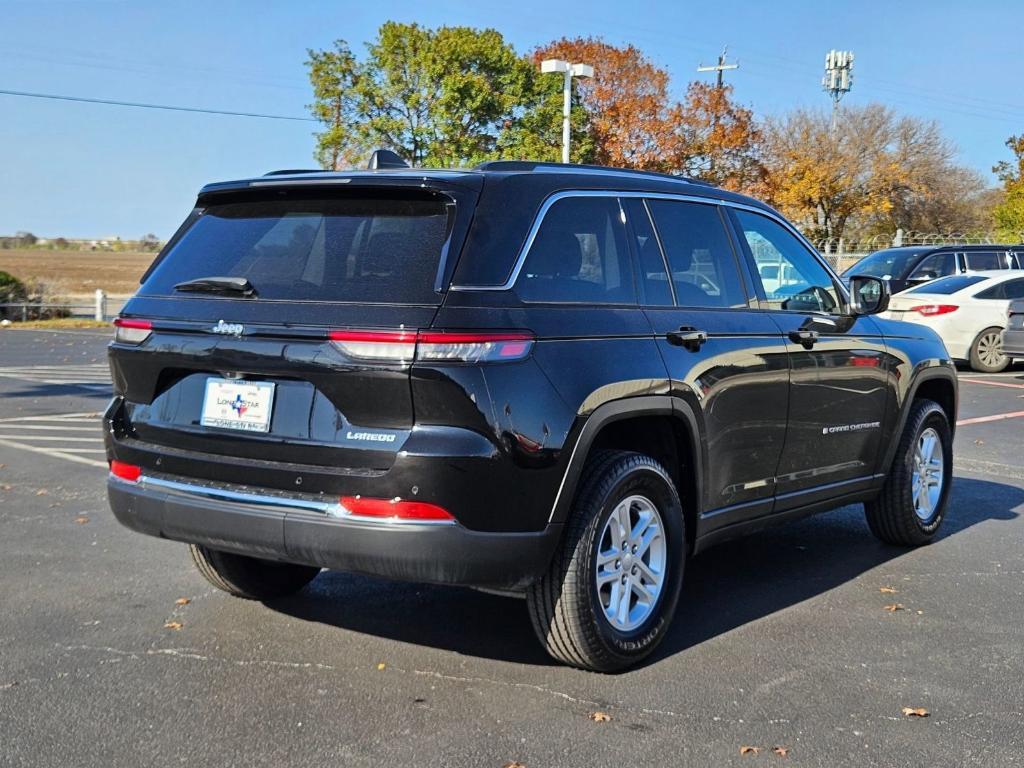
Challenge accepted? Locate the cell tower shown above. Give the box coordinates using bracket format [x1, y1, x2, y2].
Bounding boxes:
[822, 50, 854, 134]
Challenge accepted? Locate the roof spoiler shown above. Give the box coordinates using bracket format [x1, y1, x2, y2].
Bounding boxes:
[367, 149, 409, 170]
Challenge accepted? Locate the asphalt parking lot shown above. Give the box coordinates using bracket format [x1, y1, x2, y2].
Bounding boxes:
[1, 328, 1023, 767]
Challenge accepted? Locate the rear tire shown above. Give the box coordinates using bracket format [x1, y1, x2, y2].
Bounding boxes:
[969, 326, 1008, 372]
[865, 399, 952, 547]
[526, 450, 685, 672]
[189, 545, 320, 600]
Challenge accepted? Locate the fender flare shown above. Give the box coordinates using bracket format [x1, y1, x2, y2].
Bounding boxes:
[880, 362, 958, 474]
[547, 395, 705, 525]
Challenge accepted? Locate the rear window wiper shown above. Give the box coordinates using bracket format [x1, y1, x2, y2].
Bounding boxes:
[174, 276, 258, 297]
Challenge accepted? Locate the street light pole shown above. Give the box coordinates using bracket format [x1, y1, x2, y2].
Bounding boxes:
[541, 59, 594, 164]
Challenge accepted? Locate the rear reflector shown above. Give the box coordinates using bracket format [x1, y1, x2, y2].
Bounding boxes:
[339, 495, 454, 522]
[113, 317, 153, 344]
[328, 329, 533, 363]
[110, 460, 142, 482]
[910, 304, 959, 316]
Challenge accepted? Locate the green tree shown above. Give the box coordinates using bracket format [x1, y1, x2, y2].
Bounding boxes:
[306, 23, 536, 168]
[993, 135, 1024, 240]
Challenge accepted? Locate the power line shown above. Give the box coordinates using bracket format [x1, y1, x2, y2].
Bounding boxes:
[0, 88, 315, 122]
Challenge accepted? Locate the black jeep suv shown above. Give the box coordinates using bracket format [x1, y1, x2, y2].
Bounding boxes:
[106, 158, 957, 672]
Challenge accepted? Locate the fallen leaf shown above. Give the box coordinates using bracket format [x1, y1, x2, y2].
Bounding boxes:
[901, 706, 929, 717]
[164, 621, 183, 631]
[35, 489, 49, 496]
[0, 463, 6, 469]
[0, 484, 10, 491]
[879, 586, 898, 594]
[974, 439, 984, 445]
[376, 662, 386, 671]
[175, 597, 191, 606]
[884, 603, 905, 612]
[74, 515, 89, 525]
[589, 711, 611, 722]
[502, 762, 526, 768]
[740, 746, 761, 755]
[773, 746, 790, 757]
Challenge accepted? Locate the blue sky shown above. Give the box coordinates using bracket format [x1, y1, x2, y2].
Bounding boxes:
[2, 0, 1022, 238]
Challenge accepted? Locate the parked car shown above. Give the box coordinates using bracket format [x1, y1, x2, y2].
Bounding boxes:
[1003, 299, 1024, 359]
[843, 244, 1024, 294]
[877, 271, 1024, 372]
[106, 155, 958, 671]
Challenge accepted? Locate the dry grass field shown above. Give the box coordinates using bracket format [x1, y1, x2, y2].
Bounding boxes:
[0, 249, 153, 295]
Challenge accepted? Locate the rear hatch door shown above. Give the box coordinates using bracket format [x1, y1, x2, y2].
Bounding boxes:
[110, 175, 479, 477]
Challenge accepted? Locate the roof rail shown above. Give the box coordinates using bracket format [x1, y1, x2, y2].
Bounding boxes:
[263, 169, 324, 177]
[473, 160, 705, 186]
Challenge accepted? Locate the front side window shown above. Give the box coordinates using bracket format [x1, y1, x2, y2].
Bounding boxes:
[909, 252, 956, 280]
[734, 210, 841, 314]
[646, 200, 746, 308]
[515, 196, 634, 304]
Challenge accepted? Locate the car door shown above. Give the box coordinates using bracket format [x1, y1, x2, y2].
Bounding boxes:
[728, 208, 892, 511]
[905, 251, 957, 292]
[626, 197, 790, 529]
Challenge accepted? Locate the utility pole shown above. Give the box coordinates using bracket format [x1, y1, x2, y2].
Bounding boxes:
[697, 47, 739, 89]
[540, 59, 594, 164]
[696, 47, 739, 178]
[822, 50, 854, 135]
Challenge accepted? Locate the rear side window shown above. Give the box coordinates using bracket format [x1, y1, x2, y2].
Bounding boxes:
[964, 251, 1012, 270]
[515, 196, 634, 304]
[647, 200, 746, 308]
[975, 278, 1024, 300]
[908, 275, 986, 294]
[140, 193, 452, 304]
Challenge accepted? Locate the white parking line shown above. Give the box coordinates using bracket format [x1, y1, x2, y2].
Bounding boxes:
[0, 363, 111, 388]
[0, 412, 106, 467]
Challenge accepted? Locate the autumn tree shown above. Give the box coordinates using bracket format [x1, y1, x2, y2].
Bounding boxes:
[666, 81, 763, 190]
[306, 23, 535, 168]
[993, 135, 1024, 240]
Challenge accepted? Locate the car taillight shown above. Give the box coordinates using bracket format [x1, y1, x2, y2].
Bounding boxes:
[113, 317, 153, 344]
[910, 304, 959, 316]
[109, 460, 142, 482]
[339, 495, 454, 522]
[328, 330, 534, 363]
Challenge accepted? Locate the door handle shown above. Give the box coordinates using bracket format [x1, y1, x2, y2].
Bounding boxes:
[788, 329, 820, 349]
[666, 327, 708, 351]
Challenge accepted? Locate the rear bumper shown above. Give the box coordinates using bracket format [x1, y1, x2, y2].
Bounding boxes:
[1002, 329, 1024, 357]
[108, 475, 562, 590]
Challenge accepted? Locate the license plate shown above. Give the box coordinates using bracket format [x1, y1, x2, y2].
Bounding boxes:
[200, 379, 275, 433]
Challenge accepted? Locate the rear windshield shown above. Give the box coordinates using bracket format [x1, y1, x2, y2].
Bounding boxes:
[140, 193, 452, 304]
[907, 275, 986, 295]
[844, 249, 926, 278]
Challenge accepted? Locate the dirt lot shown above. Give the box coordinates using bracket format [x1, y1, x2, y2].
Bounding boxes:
[0, 249, 153, 294]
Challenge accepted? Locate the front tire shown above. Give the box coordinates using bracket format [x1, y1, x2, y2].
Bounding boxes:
[189, 545, 320, 600]
[527, 450, 685, 672]
[969, 326, 1008, 372]
[865, 399, 952, 546]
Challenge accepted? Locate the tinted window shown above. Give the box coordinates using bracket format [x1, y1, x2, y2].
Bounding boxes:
[624, 199, 672, 306]
[647, 200, 746, 308]
[964, 251, 1011, 270]
[909, 252, 956, 279]
[516, 197, 634, 304]
[907, 275, 986, 294]
[843, 249, 924, 279]
[1006, 279, 1024, 300]
[141, 194, 451, 304]
[734, 210, 840, 313]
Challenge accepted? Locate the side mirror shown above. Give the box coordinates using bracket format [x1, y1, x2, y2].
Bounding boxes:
[848, 275, 891, 315]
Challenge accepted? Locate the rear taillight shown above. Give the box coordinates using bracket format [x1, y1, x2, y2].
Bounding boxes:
[910, 304, 959, 316]
[109, 460, 142, 482]
[339, 495, 454, 522]
[328, 330, 534, 363]
[113, 317, 153, 344]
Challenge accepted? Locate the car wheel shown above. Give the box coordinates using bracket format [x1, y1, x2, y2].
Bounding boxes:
[526, 450, 685, 672]
[865, 399, 952, 546]
[969, 326, 1008, 372]
[189, 544, 320, 600]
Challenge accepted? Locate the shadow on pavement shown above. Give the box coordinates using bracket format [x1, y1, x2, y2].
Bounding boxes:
[268, 476, 1022, 668]
[0, 383, 111, 399]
